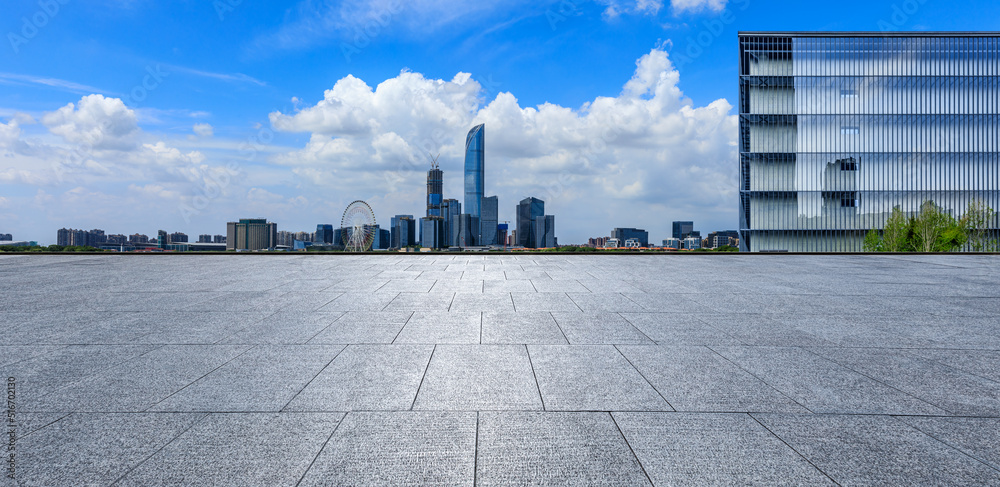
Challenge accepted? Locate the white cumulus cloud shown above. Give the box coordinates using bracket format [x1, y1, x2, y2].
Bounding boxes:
[269, 47, 738, 241]
[670, 0, 728, 13]
[192, 123, 214, 137]
[41, 95, 139, 151]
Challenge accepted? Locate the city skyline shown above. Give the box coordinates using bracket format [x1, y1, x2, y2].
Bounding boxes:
[2, 2, 999, 244]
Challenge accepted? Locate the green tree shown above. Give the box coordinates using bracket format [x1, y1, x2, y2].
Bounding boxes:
[882, 207, 910, 252]
[911, 201, 967, 252]
[960, 199, 996, 252]
[863, 229, 882, 252]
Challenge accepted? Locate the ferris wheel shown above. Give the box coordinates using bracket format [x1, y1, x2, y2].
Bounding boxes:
[341, 200, 377, 252]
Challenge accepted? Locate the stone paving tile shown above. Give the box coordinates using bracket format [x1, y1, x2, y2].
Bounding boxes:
[810, 347, 1000, 416]
[384, 292, 456, 311]
[622, 312, 742, 346]
[449, 293, 515, 312]
[753, 414, 1000, 485]
[618, 346, 809, 413]
[217, 311, 343, 344]
[14, 412, 206, 487]
[27, 345, 252, 412]
[394, 311, 481, 344]
[0, 345, 67, 367]
[481, 312, 568, 344]
[565, 293, 646, 312]
[713, 346, 950, 415]
[307, 310, 412, 344]
[116, 413, 343, 487]
[613, 412, 833, 485]
[550, 313, 654, 345]
[149, 345, 344, 412]
[286, 345, 433, 411]
[298, 411, 477, 486]
[529, 345, 670, 411]
[375, 279, 436, 293]
[511, 292, 582, 312]
[898, 416, 1000, 470]
[430, 279, 484, 293]
[700, 315, 837, 348]
[482, 279, 536, 293]
[414, 345, 542, 411]
[530, 279, 591, 293]
[908, 348, 1000, 383]
[622, 293, 711, 313]
[130, 312, 271, 345]
[477, 412, 651, 486]
[317, 291, 399, 312]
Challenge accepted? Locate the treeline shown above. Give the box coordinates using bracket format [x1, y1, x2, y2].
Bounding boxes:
[0, 245, 104, 252]
[864, 200, 996, 252]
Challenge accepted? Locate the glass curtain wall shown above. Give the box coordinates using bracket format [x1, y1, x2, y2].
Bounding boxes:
[739, 33, 1000, 252]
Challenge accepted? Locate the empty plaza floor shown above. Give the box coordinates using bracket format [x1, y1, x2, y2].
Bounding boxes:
[2, 253, 1000, 486]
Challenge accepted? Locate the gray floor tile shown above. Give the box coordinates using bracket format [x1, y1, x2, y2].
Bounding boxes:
[307, 311, 412, 344]
[116, 413, 343, 486]
[286, 345, 433, 411]
[384, 292, 456, 311]
[298, 411, 476, 486]
[149, 345, 344, 412]
[899, 416, 1000, 470]
[483, 279, 536, 293]
[529, 345, 670, 411]
[477, 412, 651, 486]
[618, 346, 808, 413]
[512, 292, 582, 312]
[14, 412, 205, 486]
[414, 345, 542, 410]
[754, 414, 1000, 485]
[550, 313, 654, 344]
[317, 292, 399, 312]
[622, 312, 743, 345]
[614, 412, 832, 485]
[394, 312, 481, 344]
[481, 311, 568, 344]
[449, 293, 515, 312]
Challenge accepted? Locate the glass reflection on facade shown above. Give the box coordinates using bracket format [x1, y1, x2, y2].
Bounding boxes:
[464, 124, 485, 245]
[739, 32, 1000, 252]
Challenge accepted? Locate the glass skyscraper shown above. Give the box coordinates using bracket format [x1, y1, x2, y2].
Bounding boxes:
[481, 195, 498, 246]
[739, 32, 1000, 252]
[517, 197, 545, 248]
[464, 124, 485, 245]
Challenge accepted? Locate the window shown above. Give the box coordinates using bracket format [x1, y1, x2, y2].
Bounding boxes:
[838, 157, 858, 171]
[841, 126, 860, 135]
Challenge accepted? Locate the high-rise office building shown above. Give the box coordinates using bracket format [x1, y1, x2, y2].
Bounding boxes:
[612, 228, 649, 248]
[516, 197, 545, 248]
[457, 213, 474, 247]
[739, 32, 1000, 252]
[420, 217, 445, 249]
[315, 224, 334, 245]
[0, 234, 11, 241]
[464, 124, 485, 245]
[427, 163, 443, 218]
[226, 219, 277, 251]
[533, 215, 556, 248]
[391, 215, 415, 248]
[672, 222, 696, 240]
[442, 199, 461, 247]
[481, 195, 499, 246]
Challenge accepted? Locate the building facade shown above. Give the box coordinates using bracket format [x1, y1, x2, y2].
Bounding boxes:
[391, 215, 415, 249]
[516, 197, 545, 248]
[739, 32, 1000, 252]
[226, 219, 277, 251]
[533, 215, 556, 248]
[464, 124, 485, 245]
[612, 228, 649, 248]
[420, 217, 445, 249]
[481, 195, 499, 246]
[315, 224, 334, 245]
[672, 221, 699, 240]
[427, 164, 443, 218]
[442, 199, 461, 247]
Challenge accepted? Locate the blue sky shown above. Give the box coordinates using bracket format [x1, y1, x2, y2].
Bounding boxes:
[2, 0, 998, 244]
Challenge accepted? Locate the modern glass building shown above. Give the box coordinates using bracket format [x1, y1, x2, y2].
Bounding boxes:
[315, 224, 334, 245]
[612, 228, 649, 248]
[391, 215, 415, 249]
[739, 32, 1000, 252]
[464, 124, 485, 245]
[517, 197, 544, 248]
[481, 195, 499, 246]
[442, 199, 460, 247]
[671, 221, 696, 240]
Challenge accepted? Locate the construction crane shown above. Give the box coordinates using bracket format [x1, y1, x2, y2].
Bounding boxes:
[428, 153, 440, 169]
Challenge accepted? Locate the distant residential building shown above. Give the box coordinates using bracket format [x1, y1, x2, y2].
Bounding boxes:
[198, 234, 212, 243]
[169, 232, 188, 243]
[586, 237, 609, 248]
[226, 219, 277, 251]
[663, 238, 682, 250]
[611, 228, 649, 248]
[57, 228, 106, 247]
[706, 230, 740, 249]
[683, 237, 702, 250]
[442, 199, 461, 247]
[516, 197, 545, 248]
[481, 195, 499, 246]
[276, 231, 296, 248]
[129, 233, 149, 244]
[213, 235, 226, 244]
[420, 217, 446, 249]
[316, 224, 334, 245]
[106, 234, 127, 245]
[391, 215, 416, 248]
[0, 234, 11, 241]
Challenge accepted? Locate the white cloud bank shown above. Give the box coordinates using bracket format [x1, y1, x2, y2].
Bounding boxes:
[269, 47, 738, 241]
